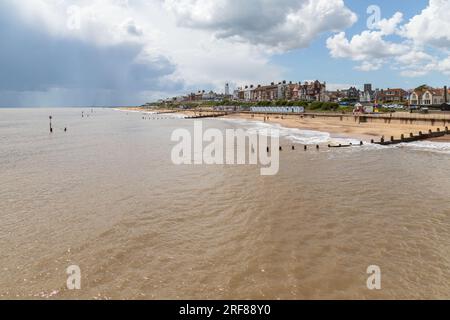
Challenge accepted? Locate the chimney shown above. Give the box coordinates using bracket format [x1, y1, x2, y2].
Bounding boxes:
[445, 86, 448, 103]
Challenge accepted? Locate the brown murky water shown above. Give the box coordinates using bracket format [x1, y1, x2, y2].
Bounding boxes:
[1, 108, 450, 300]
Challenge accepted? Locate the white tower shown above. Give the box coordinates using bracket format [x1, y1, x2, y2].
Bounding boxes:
[225, 83, 230, 96]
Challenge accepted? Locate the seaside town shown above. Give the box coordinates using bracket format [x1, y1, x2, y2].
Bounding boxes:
[150, 81, 450, 113]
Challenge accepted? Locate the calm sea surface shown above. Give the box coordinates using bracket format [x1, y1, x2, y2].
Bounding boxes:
[1, 108, 450, 299]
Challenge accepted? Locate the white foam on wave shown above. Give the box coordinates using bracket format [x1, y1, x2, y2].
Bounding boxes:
[218, 117, 450, 155]
[113, 108, 143, 113]
[161, 113, 188, 119]
[395, 141, 450, 154]
[114, 108, 189, 119]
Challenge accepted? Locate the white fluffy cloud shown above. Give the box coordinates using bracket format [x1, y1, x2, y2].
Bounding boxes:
[164, 0, 357, 50]
[327, 0, 450, 77]
[327, 30, 408, 65]
[326, 12, 408, 71]
[401, 0, 450, 48]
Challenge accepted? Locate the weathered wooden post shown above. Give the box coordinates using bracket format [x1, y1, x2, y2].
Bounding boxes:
[371, 139, 374, 144]
[391, 136, 394, 142]
[292, 146, 295, 151]
[401, 134, 405, 141]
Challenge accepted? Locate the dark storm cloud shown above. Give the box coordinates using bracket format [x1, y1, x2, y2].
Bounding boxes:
[0, 1, 181, 106]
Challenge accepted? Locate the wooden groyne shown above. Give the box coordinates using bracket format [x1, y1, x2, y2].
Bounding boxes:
[155, 110, 180, 115]
[328, 142, 365, 148]
[372, 127, 449, 146]
[185, 112, 230, 119]
[326, 127, 449, 148]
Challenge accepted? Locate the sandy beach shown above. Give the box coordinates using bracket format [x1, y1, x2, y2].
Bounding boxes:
[224, 112, 450, 142]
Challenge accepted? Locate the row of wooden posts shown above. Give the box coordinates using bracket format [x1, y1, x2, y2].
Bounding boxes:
[262, 126, 449, 152]
[268, 141, 365, 152]
[49, 116, 67, 133]
[372, 127, 449, 146]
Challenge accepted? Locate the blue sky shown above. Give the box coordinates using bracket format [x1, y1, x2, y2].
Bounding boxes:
[0, 0, 449, 107]
[273, 0, 446, 90]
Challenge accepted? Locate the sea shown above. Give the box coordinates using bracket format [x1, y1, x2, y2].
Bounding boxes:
[1, 107, 450, 299]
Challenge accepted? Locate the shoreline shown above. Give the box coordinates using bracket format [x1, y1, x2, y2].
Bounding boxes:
[126, 107, 450, 143]
[223, 112, 450, 143]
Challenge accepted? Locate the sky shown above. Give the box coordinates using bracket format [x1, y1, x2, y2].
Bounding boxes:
[0, 0, 449, 107]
